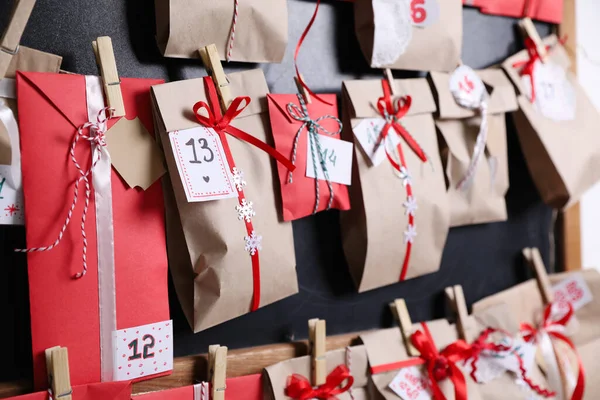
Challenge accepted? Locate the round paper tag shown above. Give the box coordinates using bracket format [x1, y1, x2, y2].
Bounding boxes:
[523, 61, 576, 121]
[449, 65, 486, 109]
[411, 0, 440, 28]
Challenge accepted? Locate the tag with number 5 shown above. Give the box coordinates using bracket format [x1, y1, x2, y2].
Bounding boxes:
[411, 0, 440, 28]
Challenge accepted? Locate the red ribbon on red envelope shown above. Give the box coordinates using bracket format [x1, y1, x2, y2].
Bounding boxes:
[285, 365, 354, 400]
[193, 76, 294, 312]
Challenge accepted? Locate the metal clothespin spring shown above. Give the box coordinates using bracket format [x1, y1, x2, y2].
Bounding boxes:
[0, 44, 19, 56]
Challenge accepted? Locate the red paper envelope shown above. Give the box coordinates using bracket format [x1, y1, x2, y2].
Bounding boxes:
[135, 374, 263, 400]
[463, 0, 563, 24]
[16, 72, 169, 388]
[6, 381, 132, 400]
[267, 94, 350, 221]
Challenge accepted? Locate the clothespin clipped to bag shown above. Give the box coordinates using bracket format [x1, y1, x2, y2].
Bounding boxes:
[294, 74, 312, 104]
[199, 44, 232, 113]
[92, 36, 126, 117]
[519, 18, 548, 63]
[308, 318, 326, 386]
[389, 299, 419, 356]
[445, 285, 475, 343]
[384, 68, 397, 96]
[45, 346, 72, 400]
[208, 344, 227, 400]
[0, 0, 36, 79]
[522, 247, 554, 305]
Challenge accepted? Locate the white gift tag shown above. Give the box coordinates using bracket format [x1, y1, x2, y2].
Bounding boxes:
[169, 127, 238, 203]
[112, 320, 173, 381]
[0, 166, 24, 225]
[389, 365, 433, 400]
[411, 0, 440, 27]
[305, 134, 353, 186]
[449, 65, 486, 109]
[522, 61, 576, 121]
[352, 118, 389, 167]
[552, 273, 593, 311]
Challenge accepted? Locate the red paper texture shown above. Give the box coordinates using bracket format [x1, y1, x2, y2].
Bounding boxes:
[4, 381, 132, 400]
[135, 374, 263, 400]
[463, 0, 563, 24]
[16, 72, 169, 389]
[267, 94, 350, 221]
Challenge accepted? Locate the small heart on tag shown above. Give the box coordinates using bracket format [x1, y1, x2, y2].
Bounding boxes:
[122, 354, 126, 358]
[166, 335, 169, 338]
[159, 340, 162, 343]
[164, 362, 167, 366]
[119, 367, 122, 370]
[136, 331, 139, 334]
[155, 368, 158, 371]
[128, 364, 131, 367]
[139, 364, 143, 367]
[203, 176, 210, 182]
[154, 361, 157, 364]
[140, 371, 144, 375]
[159, 350, 163, 353]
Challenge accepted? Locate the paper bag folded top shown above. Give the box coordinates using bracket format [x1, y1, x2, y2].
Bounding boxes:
[136, 374, 263, 400]
[430, 68, 517, 227]
[341, 78, 449, 292]
[3, 381, 132, 400]
[152, 69, 298, 333]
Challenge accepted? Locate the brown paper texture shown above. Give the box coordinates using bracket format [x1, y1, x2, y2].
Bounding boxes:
[340, 78, 449, 292]
[354, 0, 462, 72]
[264, 346, 372, 400]
[503, 35, 600, 209]
[430, 69, 517, 227]
[152, 69, 298, 333]
[0, 46, 62, 165]
[361, 319, 483, 400]
[155, 0, 287, 63]
[105, 116, 166, 190]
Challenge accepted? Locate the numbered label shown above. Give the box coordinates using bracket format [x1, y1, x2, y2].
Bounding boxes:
[553, 273, 593, 312]
[523, 60, 576, 121]
[113, 320, 173, 381]
[0, 167, 24, 226]
[411, 0, 440, 28]
[389, 365, 433, 400]
[169, 127, 238, 203]
[305, 134, 353, 186]
[449, 65, 486, 108]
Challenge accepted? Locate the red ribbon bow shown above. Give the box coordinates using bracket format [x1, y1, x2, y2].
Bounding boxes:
[520, 302, 585, 400]
[285, 365, 354, 400]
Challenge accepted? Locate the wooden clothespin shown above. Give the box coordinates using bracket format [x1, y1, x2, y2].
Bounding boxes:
[92, 36, 126, 117]
[0, 0, 36, 80]
[208, 344, 227, 400]
[519, 18, 548, 63]
[389, 299, 419, 356]
[384, 68, 397, 96]
[199, 44, 232, 113]
[45, 346, 72, 400]
[308, 318, 326, 386]
[445, 285, 474, 343]
[522, 247, 554, 304]
[294, 74, 311, 104]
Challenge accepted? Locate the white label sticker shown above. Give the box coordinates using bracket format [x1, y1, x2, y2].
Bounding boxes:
[353, 118, 388, 167]
[169, 127, 238, 203]
[305, 134, 353, 186]
[522, 61, 576, 121]
[552, 273, 593, 312]
[112, 320, 173, 381]
[389, 366, 433, 400]
[449, 65, 486, 109]
[411, 0, 440, 27]
[0, 166, 24, 225]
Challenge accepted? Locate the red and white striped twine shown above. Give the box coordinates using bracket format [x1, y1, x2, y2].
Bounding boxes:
[15, 108, 113, 280]
[226, 0, 240, 61]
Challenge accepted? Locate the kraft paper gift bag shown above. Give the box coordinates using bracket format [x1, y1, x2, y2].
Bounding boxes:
[0, 47, 62, 225]
[4, 381, 132, 400]
[430, 67, 517, 227]
[17, 71, 171, 388]
[136, 374, 263, 400]
[264, 346, 371, 400]
[354, 0, 462, 72]
[267, 93, 351, 221]
[155, 0, 287, 63]
[361, 319, 483, 400]
[340, 78, 450, 292]
[503, 35, 600, 209]
[152, 69, 298, 333]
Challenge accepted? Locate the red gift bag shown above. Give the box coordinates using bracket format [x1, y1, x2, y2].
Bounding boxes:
[463, 0, 563, 24]
[4, 381, 132, 400]
[135, 374, 263, 399]
[17, 72, 170, 388]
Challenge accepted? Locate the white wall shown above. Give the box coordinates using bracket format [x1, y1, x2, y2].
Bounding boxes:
[578, 1, 600, 270]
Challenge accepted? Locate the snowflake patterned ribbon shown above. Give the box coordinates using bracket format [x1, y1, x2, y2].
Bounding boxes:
[236, 199, 255, 223]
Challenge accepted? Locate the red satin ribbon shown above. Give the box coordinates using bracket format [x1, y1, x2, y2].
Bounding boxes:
[193, 76, 295, 312]
[285, 365, 355, 400]
[370, 323, 470, 400]
[521, 302, 585, 400]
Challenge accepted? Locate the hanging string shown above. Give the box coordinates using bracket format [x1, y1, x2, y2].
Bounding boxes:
[226, 0, 240, 61]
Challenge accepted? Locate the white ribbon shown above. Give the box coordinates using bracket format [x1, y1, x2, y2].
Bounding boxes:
[0, 78, 21, 189]
[84, 76, 117, 382]
[193, 382, 210, 400]
[535, 327, 566, 400]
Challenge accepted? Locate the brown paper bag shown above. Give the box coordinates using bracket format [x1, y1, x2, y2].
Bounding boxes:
[503, 35, 600, 209]
[341, 78, 450, 292]
[151, 69, 298, 333]
[354, 0, 462, 72]
[155, 0, 287, 63]
[361, 319, 483, 400]
[430, 69, 517, 227]
[264, 346, 372, 400]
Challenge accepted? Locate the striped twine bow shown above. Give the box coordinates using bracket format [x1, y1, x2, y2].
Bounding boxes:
[286, 94, 342, 214]
[16, 108, 113, 279]
[226, 0, 240, 61]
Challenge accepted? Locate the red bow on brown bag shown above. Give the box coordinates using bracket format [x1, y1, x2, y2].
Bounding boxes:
[285, 365, 354, 400]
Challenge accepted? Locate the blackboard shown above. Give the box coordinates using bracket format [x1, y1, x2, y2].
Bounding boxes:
[0, 0, 554, 383]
